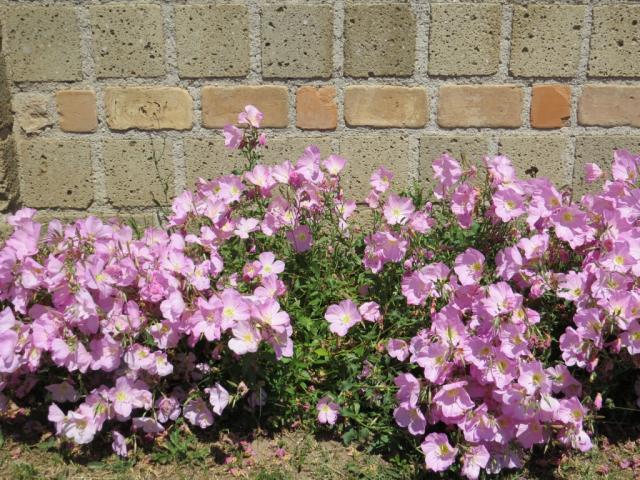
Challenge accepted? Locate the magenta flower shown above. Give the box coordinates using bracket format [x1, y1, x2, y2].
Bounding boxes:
[324, 299, 361, 336]
[421, 433, 458, 472]
[316, 397, 340, 425]
[286, 225, 313, 253]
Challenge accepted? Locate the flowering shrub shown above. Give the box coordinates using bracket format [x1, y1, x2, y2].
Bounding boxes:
[1, 104, 639, 477]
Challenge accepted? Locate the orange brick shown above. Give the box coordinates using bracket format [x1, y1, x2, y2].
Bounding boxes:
[578, 84, 640, 127]
[344, 85, 428, 128]
[438, 85, 523, 128]
[296, 86, 337, 130]
[56, 90, 98, 133]
[201, 86, 288, 128]
[530, 84, 571, 129]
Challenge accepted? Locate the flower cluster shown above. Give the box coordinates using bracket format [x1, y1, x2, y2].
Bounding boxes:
[1, 104, 639, 477]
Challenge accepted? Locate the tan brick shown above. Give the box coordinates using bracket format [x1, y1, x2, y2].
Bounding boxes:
[175, 5, 249, 78]
[344, 86, 427, 128]
[428, 3, 501, 76]
[104, 87, 193, 131]
[339, 135, 411, 199]
[201, 86, 288, 129]
[4, 6, 82, 82]
[530, 85, 571, 129]
[438, 85, 523, 128]
[260, 137, 332, 166]
[578, 85, 640, 127]
[589, 5, 640, 77]
[11, 93, 52, 134]
[510, 5, 585, 78]
[19, 139, 93, 209]
[573, 135, 640, 198]
[498, 135, 573, 187]
[344, 4, 416, 77]
[56, 90, 98, 133]
[296, 86, 337, 130]
[90, 4, 165, 78]
[419, 135, 490, 186]
[103, 139, 174, 208]
[262, 5, 333, 79]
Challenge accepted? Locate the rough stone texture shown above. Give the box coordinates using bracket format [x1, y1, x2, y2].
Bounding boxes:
[175, 5, 249, 78]
[56, 90, 98, 133]
[19, 139, 93, 209]
[419, 135, 490, 185]
[339, 135, 411, 199]
[296, 86, 337, 130]
[438, 85, 523, 128]
[0, 57, 12, 135]
[201, 86, 288, 128]
[578, 85, 640, 127]
[428, 3, 501, 76]
[12, 93, 52, 134]
[103, 139, 174, 208]
[344, 4, 416, 77]
[573, 135, 640, 198]
[104, 87, 193, 131]
[510, 5, 585, 78]
[4, 5, 82, 82]
[260, 136, 332, 166]
[184, 137, 240, 188]
[589, 5, 640, 77]
[344, 86, 428, 128]
[498, 135, 573, 187]
[0, 138, 18, 211]
[90, 4, 165, 78]
[262, 5, 333, 79]
[531, 84, 571, 129]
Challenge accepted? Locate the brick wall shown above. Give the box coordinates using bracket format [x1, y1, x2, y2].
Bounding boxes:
[1, 1, 640, 227]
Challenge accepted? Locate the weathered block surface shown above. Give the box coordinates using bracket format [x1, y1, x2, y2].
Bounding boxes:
[104, 87, 193, 131]
[498, 135, 573, 187]
[428, 3, 501, 76]
[578, 85, 640, 127]
[103, 139, 174, 208]
[438, 85, 523, 128]
[339, 135, 411, 199]
[56, 90, 98, 133]
[296, 87, 337, 130]
[12, 93, 51, 134]
[201, 86, 288, 128]
[262, 5, 333, 79]
[510, 5, 585, 78]
[530, 85, 571, 129]
[419, 135, 490, 185]
[175, 5, 249, 78]
[19, 139, 93, 208]
[4, 5, 82, 81]
[344, 86, 428, 128]
[344, 4, 416, 77]
[0, 138, 18, 211]
[589, 5, 640, 77]
[573, 135, 640, 197]
[90, 4, 165, 78]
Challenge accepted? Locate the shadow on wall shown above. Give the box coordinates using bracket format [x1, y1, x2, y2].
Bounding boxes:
[0, 24, 19, 215]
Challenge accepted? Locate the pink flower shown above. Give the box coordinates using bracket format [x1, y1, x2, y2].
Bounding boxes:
[421, 433, 458, 472]
[461, 445, 490, 480]
[387, 339, 409, 361]
[316, 397, 340, 425]
[383, 194, 415, 225]
[584, 163, 603, 183]
[493, 187, 525, 222]
[394, 402, 426, 435]
[46, 381, 79, 403]
[358, 301, 381, 322]
[228, 320, 261, 354]
[454, 248, 485, 286]
[324, 300, 361, 336]
[432, 381, 474, 421]
[322, 155, 346, 175]
[223, 125, 243, 149]
[257, 252, 285, 277]
[155, 396, 181, 423]
[205, 383, 229, 416]
[286, 225, 313, 253]
[238, 105, 263, 128]
[370, 166, 394, 193]
[112, 431, 128, 457]
[432, 153, 462, 199]
[132, 417, 165, 434]
[184, 398, 214, 428]
[395, 373, 421, 406]
[234, 218, 260, 239]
